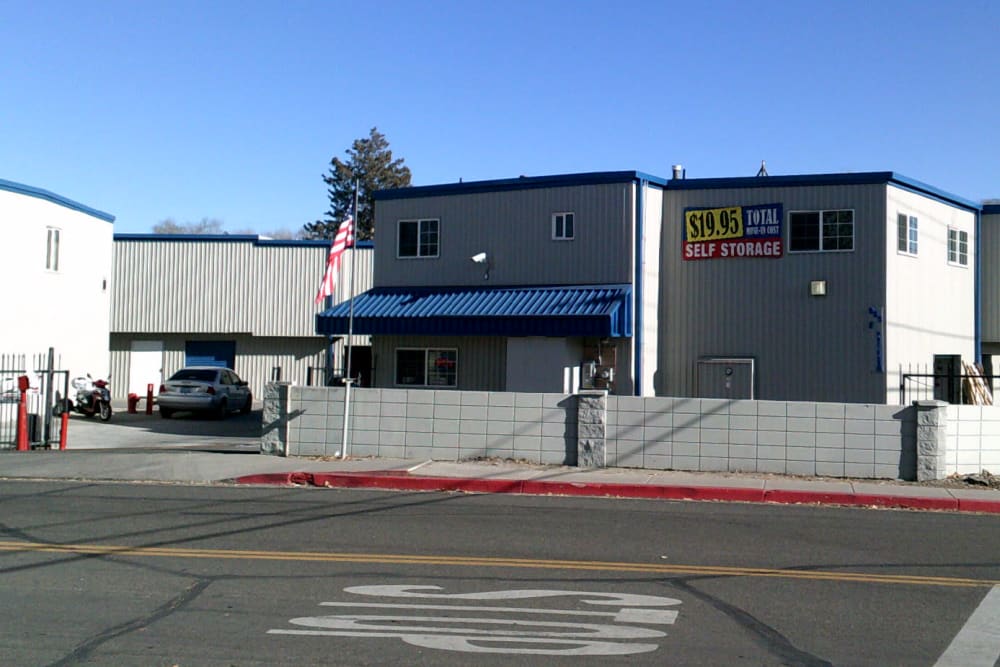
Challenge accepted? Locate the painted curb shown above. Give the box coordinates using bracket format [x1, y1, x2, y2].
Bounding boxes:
[231, 471, 1000, 514]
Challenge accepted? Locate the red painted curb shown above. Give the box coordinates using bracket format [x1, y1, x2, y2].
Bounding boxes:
[229, 472, 1000, 514]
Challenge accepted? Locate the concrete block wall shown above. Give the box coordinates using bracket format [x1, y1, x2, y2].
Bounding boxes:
[946, 405, 1000, 475]
[267, 384, 1000, 480]
[285, 386, 577, 465]
[607, 397, 915, 478]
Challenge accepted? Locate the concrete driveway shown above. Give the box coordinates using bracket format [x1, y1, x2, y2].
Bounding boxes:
[58, 405, 261, 451]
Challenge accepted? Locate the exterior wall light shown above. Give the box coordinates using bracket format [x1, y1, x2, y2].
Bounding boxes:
[810, 280, 827, 297]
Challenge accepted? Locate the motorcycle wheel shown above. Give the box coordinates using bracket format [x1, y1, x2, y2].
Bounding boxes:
[99, 401, 112, 422]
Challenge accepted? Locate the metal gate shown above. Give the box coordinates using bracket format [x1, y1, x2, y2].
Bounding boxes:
[0, 349, 68, 450]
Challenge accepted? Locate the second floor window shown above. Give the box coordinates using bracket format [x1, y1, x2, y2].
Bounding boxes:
[552, 212, 575, 240]
[948, 228, 969, 266]
[897, 213, 918, 255]
[398, 219, 439, 258]
[788, 210, 854, 253]
[46, 227, 61, 271]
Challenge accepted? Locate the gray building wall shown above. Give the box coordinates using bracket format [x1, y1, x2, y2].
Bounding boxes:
[658, 183, 889, 403]
[981, 209, 1000, 351]
[374, 182, 636, 287]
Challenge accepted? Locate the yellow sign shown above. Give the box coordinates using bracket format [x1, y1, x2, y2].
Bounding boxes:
[685, 206, 744, 242]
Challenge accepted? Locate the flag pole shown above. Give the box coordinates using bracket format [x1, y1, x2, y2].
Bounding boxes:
[339, 180, 360, 459]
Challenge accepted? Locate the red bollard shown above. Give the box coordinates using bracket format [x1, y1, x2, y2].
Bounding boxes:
[146, 384, 154, 415]
[16, 375, 29, 452]
[59, 411, 69, 450]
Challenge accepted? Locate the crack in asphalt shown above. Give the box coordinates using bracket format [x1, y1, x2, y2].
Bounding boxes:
[669, 578, 832, 667]
[44, 578, 212, 667]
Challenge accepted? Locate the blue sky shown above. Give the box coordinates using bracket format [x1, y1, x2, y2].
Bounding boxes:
[2, 1, 997, 234]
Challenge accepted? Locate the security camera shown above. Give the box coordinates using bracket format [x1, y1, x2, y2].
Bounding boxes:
[470, 252, 488, 264]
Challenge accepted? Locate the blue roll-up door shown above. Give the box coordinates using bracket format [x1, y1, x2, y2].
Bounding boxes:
[185, 341, 236, 369]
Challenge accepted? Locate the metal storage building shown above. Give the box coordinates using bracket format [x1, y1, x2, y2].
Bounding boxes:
[111, 234, 372, 402]
[659, 172, 980, 404]
[318, 169, 983, 405]
[317, 172, 666, 395]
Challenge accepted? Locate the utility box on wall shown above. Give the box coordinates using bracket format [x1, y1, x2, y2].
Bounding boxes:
[696, 358, 754, 399]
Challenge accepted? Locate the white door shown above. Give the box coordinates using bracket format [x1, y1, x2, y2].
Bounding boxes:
[129, 340, 164, 396]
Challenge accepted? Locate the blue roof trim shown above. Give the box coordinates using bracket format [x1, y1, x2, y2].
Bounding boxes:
[316, 284, 633, 338]
[0, 178, 115, 222]
[375, 171, 668, 200]
[664, 171, 980, 212]
[113, 233, 374, 248]
[983, 204, 1000, 215]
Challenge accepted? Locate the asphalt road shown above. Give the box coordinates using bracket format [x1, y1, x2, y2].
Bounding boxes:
[1, 481, 998, 666]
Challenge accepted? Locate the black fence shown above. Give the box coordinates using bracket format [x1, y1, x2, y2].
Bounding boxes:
[0, 349, 68, 450]
[899, 371, 995, 406]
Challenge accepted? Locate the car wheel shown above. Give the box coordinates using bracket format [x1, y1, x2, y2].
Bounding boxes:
[214, 399, 228, 420]
[240, 392, 253, 414]
[160, 407, 173, 419]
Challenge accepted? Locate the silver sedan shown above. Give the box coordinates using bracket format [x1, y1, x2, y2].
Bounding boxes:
[158, 367, 253, 419]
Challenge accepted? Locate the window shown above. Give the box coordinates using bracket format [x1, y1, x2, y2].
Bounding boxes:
[897, 213, 918, 255]
[788, 210, 854, 252]
[948, 227, 969, 266]
[45, 227, 60, 271]
[552, 212, 574, 240]
[395, 348, 457, 387]
[397, 219, 439, 258]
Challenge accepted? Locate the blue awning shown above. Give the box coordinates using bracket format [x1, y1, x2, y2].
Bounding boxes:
[316, 284, 632, 338]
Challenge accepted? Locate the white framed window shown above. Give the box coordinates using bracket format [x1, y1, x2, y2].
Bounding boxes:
[948, 227, 969, 266]
[394, 348, 457, 387]
[897, 213, 918, 255]
[788, 210, 854, 253]
[397, 219, 439, 258]
[45, 227, 61, 271]
[552, 212, 575, 240]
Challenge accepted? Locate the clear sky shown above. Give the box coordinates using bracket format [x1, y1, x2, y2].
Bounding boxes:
[2, 1, 997, 235]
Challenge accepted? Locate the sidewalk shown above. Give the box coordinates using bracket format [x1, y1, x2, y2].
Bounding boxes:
[2, 448, 999, 514]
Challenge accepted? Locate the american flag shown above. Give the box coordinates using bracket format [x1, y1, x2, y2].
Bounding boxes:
[314, 215, 355, 305]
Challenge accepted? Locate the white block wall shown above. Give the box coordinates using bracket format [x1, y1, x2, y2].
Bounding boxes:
[607, 397, 912, 478]
[946, 405, 1000, 475]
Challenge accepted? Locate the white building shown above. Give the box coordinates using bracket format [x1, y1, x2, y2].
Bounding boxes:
[1, 178, 114, 381]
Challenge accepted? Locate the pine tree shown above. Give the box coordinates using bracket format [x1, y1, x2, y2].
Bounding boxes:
[303, 127, 412, 240]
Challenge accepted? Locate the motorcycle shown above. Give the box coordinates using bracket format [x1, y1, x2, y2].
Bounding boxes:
[70, 375, 112, 421]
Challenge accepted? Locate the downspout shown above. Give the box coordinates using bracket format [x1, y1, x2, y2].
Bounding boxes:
[976, 207, 982, 364]
[633, 179, 646, 396]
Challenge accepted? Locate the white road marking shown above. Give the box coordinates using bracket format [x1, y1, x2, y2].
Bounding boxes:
[342, 585, 682, 607]
[269, 584, 681, 656]
[318, 601, 679, 624]
[935, 585, 1000, 667]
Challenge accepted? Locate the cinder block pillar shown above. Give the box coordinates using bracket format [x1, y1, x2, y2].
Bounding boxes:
[577, 390, 607, 468]
[913, 400, 949, 481]
[261, 382, 291, 456]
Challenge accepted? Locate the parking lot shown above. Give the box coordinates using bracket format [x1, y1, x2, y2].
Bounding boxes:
[57, 403, 262, 451]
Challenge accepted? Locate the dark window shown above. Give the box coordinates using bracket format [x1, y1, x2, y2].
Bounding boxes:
[394, 348, 457, 387]
[552, 212, 575, 240]
[789, 210, 854, 253]
[395, 349, 426, 385]
[398, 219, 439, 258]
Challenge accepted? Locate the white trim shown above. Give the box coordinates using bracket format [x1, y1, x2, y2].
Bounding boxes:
[947, 226, 969, 267]
[551, 212, 575, 241]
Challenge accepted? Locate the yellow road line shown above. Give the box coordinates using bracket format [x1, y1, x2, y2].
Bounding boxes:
[0, 540, 996, 588]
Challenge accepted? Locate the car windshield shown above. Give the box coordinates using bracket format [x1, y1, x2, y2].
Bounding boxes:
[169, 369, 218, 382]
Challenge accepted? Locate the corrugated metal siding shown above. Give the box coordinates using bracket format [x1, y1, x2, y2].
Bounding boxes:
[982, 212, 1000, 343]
[374, 183, 634, 288]
[373, 335, 506, 391]
[658, 183, 889, 403]
[112, 238, 373, 337]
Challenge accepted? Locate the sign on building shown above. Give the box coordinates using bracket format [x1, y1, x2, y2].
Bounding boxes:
[683, 203, 783, 261]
